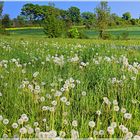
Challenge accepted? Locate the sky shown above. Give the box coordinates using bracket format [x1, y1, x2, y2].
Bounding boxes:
[2, 1, 140, 19]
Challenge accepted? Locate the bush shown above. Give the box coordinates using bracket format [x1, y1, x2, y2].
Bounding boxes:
[43, 15, 64, 38]
[67, 27, 80, 38]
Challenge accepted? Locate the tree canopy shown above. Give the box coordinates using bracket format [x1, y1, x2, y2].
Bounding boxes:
[0, 2, 4, 18]
[95, 2, 110, 38]
[122, 12, 131, 20]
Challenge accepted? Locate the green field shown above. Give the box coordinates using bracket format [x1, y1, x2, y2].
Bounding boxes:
[6, 26, 140, 39]
[0, 36, 140, 138]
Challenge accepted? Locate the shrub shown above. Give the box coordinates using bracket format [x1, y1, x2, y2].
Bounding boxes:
[43, 15, 64, 38]
[67, 27, 80, 38]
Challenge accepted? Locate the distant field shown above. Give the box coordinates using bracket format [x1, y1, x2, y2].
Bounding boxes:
[6, 26, 140, 39]
[7, 28, 44, 36]
[85, 26, 140, 39]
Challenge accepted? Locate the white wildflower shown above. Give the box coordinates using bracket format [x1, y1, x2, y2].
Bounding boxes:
[72, 120, 78, 127]
[88, 121, 95, 128]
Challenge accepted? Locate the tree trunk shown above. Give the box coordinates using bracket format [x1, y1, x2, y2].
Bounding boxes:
[99, 30, 104, 39]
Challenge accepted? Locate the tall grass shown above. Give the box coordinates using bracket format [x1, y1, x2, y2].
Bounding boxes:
[0, 38, 140, 139]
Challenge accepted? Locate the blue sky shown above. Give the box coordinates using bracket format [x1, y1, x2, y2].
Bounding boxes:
[3, 1, 140, 19]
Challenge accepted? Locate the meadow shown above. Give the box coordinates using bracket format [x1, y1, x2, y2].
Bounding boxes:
[0, 37, 140, 139]
[6, 26, 140, 39]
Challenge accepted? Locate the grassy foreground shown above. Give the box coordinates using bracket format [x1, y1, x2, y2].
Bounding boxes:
[0, 37, 140, 138]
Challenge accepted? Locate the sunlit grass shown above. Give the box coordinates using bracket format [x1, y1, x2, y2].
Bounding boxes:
[0, 38, 140, 139]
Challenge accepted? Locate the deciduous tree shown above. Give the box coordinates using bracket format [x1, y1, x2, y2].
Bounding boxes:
[95, 2, 110, 38]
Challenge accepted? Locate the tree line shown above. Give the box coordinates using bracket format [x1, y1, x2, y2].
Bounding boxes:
[0, 2, 140, 38]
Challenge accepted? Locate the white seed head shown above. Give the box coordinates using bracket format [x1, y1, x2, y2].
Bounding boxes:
[51, 100, 57, 106]
[107, 126, 114, 135]
[96, 110, 101, 116]
[111, 122, 117, 128]
[124, 113, 132, 119]
[60, 97, 67, 103]
[0, 115, 3, 121]
[134, 135, 140, 140]
[121, 108, 126, 113]
[93, 130, 98, 136]
[18, 118, 23, 125]
[35, 127, 40, 133]
[49, 130, 57, 138]
[88, 121, 96, 128]
[2, 134, 8, 138]
[81, 91, 86, 96]
[12, 123, 18, 129]
[99, 130, 104, 136]
[72, 120, 78, 127]
[59, 131, 66, 138]
[34, 122, 39, 127]
[113, 100, 118, 105]
[3, 119, 9, 125]
[122, 127, 128, 134]
[28, 127, 34, 134]
[40, 96, 45, 102]
[19, 127, 27, 134]
[114, 106, 119, 111]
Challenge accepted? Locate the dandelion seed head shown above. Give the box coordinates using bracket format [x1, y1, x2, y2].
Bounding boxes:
[0, 115, 3, 121]
[114, 105, 119, 111]
[107, 126, 114, 135]
[88, 121, 95, 128]
[124, 113, 132, 119]
[121, 108, 126, 113]
[3, 119, 9, 125]
[12, 123, 18, 129]
[27, 127, 34, 134]
[93, 130, 98, 136]
[111, 122, 117, 128]
[19, 127, 27, 134]
[72, 120, 78, 127]
[81, 91, 86, 96]
[99, 130, 104, 136]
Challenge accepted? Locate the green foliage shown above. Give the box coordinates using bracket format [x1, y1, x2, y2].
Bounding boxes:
[0, 1, 3, 17]
[130, 18, 137, 25]
[18, 3, 140, 30]
[43, 15, 64, 38]
[95, 2, 110, 39]
[81, 12, 95, 29]
[122, 12, 131, 20]
[67, 27, 80, 38]
[0, 2, 4, 30]
[21, 3, 60, 22]
[109, 13, 126, 26]
[12, 16, 26, 27]
[67, 6, 81, 25]
[21, 3, 38, 21]
[2, 14, 11, 28]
